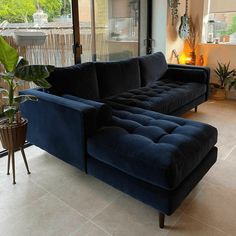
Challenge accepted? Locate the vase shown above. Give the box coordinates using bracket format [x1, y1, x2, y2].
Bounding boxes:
[189, 51, 196, 65]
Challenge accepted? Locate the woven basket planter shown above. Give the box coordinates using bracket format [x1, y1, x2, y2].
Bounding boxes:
[211, 88, 226, 100]
[0, 119, 28, 150]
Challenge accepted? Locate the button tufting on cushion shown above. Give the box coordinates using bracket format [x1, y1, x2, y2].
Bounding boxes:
[87, 104, 218, 191]
[104, 79, 207, 114]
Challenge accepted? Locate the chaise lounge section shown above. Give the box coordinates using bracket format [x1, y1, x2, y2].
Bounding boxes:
[20, 52, 217, 228]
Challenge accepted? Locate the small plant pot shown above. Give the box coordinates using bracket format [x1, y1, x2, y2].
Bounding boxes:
[211, 88, 226, 100]
[0, 119, 28, 150]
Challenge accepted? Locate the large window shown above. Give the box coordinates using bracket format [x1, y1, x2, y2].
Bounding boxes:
[0, 0, 74, 66]
[204, 0, 236, 44]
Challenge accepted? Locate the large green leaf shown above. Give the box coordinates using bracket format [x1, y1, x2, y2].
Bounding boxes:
[16, 57, 29, 69]
[15, 65, 54, 88]
[3, 106, 17, 122]
[33, 78, 51, 89]
[0, 36, 19, 72]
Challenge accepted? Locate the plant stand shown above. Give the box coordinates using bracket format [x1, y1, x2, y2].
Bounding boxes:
[0, 119, 30, 184]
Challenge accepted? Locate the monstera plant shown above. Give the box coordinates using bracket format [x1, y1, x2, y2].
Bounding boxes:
[0, 36, 54, 123]
[0, 35, 54, 184]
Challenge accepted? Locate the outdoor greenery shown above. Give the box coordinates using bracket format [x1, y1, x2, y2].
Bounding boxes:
[0, 0, 71, 23]
[0, 36, 54, 123]
[220, 14, 236, 36]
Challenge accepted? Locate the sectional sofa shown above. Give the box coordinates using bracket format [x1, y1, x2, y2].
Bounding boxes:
[20, 52, 217, 228]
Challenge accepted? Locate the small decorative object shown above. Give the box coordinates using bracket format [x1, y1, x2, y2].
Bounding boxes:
[211, 62, 235, 100]
[199, 55, 204, 66]
[179, 0, 190, 40]
[171, 49, 180, 64]
[0, 36, 54, 184]
[33, 8, 48, 26]
[168, 0, 180, 26]
[207, 20, 215, 43]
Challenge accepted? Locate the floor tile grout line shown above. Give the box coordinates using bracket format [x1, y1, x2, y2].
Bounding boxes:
[166, 182, 208, 232]
[183, 213, 232, 236]
[202, 178, 236, 195]
[28, 179, 98, 235]
[164, 211, 185, 235]
[28, 177, 90, 222]
[68, 220, 112, 236]
[29, 171, 124, 222]
[222, 144, 236, 161]
[87, 220, 113, 236]
[89, 192, 124, 221]
[0, 191, 48, 224]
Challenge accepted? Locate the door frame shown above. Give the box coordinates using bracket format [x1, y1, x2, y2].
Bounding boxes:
[71, 0, 82, 64]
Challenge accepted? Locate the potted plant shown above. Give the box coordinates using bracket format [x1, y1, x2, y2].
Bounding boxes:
[228, 77, 236, 91]
[211, 62, 235, 100]
[0, 35, 54, 184]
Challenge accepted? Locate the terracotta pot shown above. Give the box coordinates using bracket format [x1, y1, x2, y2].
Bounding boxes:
[0, 119, 28, 150]
[211, 88, 226, 100]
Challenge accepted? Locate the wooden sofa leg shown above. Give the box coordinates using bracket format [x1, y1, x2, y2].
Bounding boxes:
[159, 212, 165, 229]
[194, 106, 198, 113]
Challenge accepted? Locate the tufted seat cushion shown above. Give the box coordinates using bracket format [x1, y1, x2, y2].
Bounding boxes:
[87, 104, 217, 190]
[104, 79, 207, 115]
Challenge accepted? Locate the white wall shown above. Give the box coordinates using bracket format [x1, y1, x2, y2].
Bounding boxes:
[191, 0, 236, 98]
[151, 0, 188, 62]
[166, 0, 189, 62]
[152, 0, 167, 54]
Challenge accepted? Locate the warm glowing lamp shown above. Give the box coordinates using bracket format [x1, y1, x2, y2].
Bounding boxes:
[179, 53, 187, 64]
[185, 56, 192, 65]
[179, 52, 193, 65]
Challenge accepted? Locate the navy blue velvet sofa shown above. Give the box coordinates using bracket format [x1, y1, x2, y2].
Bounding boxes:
[20, 52, 217, 228]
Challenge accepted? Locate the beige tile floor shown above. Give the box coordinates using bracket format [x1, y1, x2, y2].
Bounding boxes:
[0, 99, 235, 236]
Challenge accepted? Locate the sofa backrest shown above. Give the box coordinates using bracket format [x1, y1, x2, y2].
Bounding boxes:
[46, 52, 168, 100]
[46, 62, 100, 100]
[139, 52, 168, 86]
[95, 58, 141, 98]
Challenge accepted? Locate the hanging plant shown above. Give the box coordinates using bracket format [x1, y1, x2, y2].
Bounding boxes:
[168, 0, 180, 26]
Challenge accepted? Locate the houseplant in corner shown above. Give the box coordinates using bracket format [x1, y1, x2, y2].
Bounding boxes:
[211, 62, 235, 100]
[0, 35, 54, 184]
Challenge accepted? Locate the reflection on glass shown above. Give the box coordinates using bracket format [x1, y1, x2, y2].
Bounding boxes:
[79, 0, 140, 62]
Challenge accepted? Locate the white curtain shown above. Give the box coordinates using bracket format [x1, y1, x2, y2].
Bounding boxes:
[209, 0, 236, 13]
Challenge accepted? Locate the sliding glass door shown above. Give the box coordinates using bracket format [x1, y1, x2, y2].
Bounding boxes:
[73, 0, 142, 63]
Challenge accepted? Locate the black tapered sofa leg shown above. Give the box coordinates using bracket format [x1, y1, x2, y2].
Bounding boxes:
[194, 106, 198, 112]
[159, 212, 165, 229]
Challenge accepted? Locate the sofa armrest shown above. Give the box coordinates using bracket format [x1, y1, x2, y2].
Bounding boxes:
[162, 64, 210, 84]
[19, 89, 104, 171]
[62, 94, 112, 127]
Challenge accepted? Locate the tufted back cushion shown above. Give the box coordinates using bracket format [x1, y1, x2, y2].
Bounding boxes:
[139, 52, 168, 86]
[95, 58, 141, 98]
[47, 62, 99, 99]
